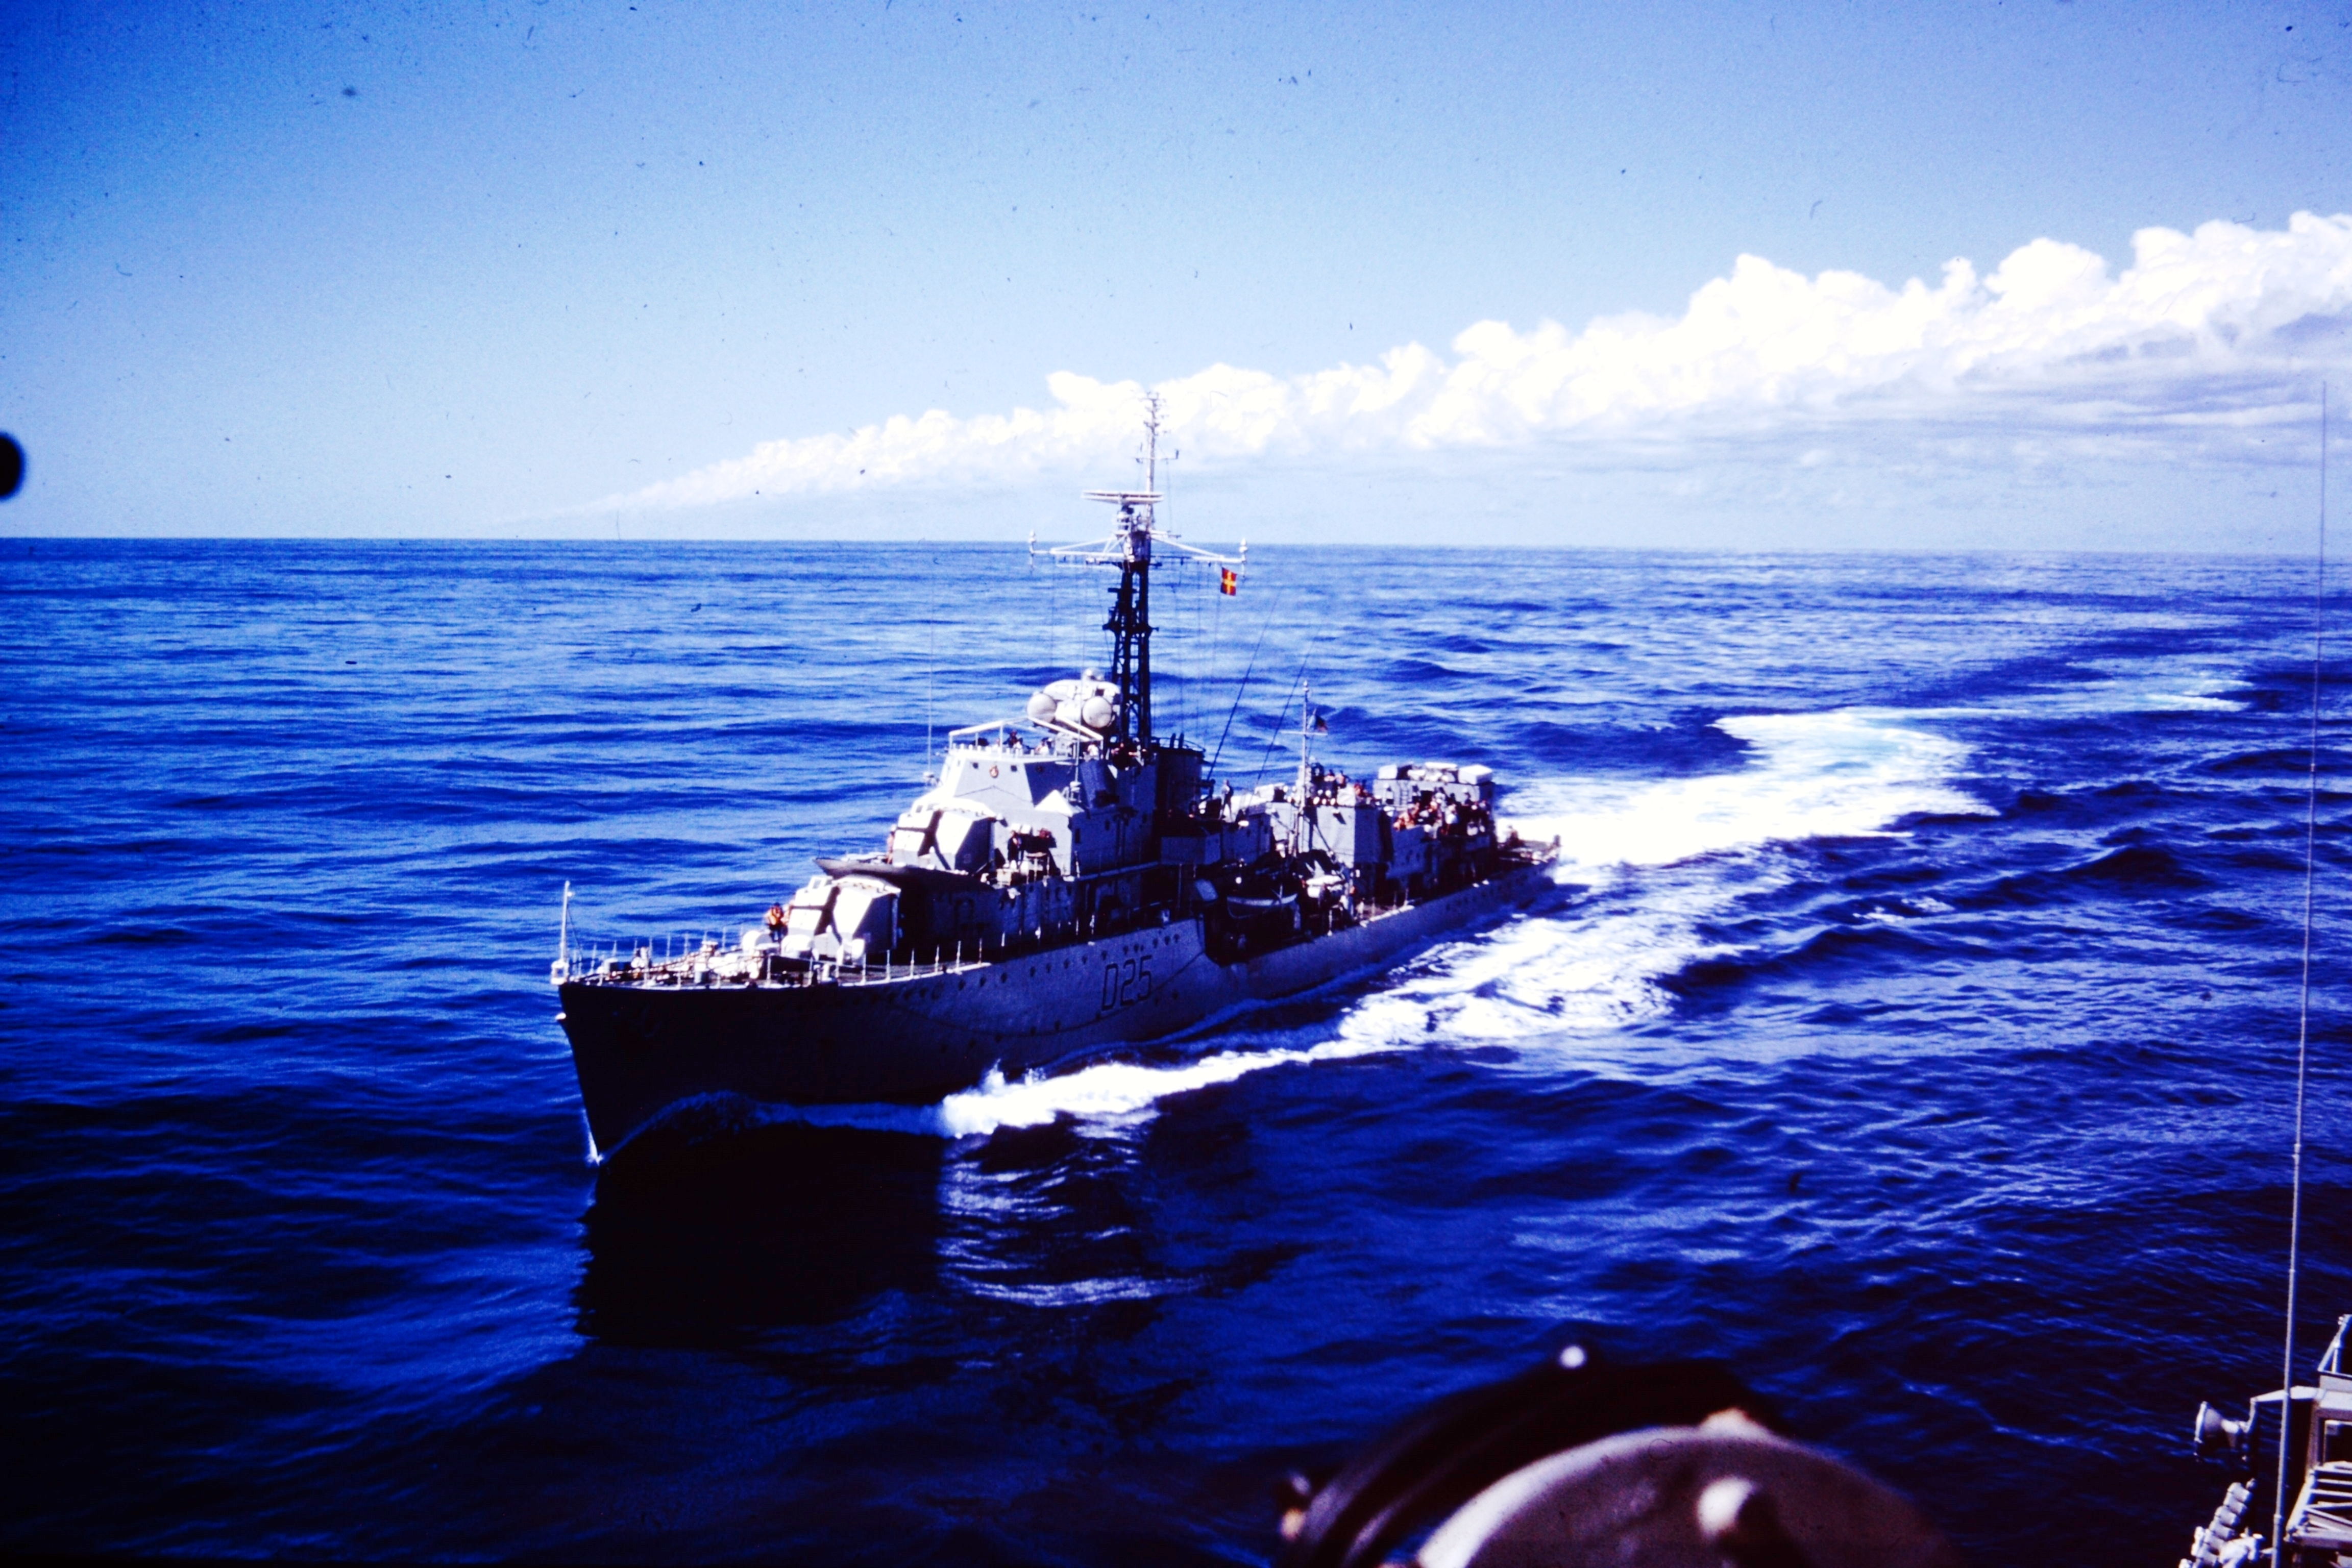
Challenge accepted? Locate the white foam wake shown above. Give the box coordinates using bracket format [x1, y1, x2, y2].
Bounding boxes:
[1523, 710, 1981, 874]
[746, 1033, 1409, 1142]
[752, 707, 1987, 1138]
[2029, 657, 2244, 715]
[1334, 709, 1988, 1057]
[932, 1037, 1406, 1135]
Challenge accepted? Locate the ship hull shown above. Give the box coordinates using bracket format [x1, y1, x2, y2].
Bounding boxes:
[560, 859, 1555, 1150]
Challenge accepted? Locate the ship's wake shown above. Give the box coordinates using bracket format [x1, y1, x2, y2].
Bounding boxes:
[1336, 709, 1985, 1054]
[745, 708, 1988, 1140]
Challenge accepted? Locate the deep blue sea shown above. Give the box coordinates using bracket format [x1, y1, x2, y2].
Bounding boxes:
[4, 539, 2348, 1564]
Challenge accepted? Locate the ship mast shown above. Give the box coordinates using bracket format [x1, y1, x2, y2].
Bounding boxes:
[1033, 394, 1245, 751]
[1291, 676, 1328, 854]
[1091, 400, 1163, 745]
[1296, 676, 1317, 800]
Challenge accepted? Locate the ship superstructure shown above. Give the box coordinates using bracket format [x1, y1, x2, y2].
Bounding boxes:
[553, 402, 1558, 1150]
[2181, 1315, 2352, 1565]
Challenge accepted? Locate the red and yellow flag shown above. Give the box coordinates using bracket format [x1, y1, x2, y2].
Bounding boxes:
[1219, 567, 1239, 596]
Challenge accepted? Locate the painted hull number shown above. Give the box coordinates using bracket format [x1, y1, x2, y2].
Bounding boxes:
[1100, 955, 1152, 1014]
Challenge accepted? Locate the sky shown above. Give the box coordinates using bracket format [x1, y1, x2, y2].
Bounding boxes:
[3, 0, 2350, 549]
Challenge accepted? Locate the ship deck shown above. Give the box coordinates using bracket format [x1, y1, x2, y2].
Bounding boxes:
[565, 847, 1557, 997]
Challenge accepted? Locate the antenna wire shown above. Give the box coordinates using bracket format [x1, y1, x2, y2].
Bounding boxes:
[2278, 382, 2329, 1558]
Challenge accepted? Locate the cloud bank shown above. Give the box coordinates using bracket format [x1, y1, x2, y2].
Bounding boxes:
[601, 212, 2352, 512]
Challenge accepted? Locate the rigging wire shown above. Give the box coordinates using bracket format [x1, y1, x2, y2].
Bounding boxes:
[1210, 589, 1283, 776]
[2277, 382, 2329, 1559]
[1164, 438, 1184, 741]
[1167, 542, 1188, 741]
[1041, 534, 1061, 675]
[1205, 569, 1227, 724]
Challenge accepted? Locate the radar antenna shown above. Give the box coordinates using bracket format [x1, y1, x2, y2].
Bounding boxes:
[1031, 393, 1245, 747]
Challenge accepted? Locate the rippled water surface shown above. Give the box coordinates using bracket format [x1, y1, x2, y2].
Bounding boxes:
[4, 540, 2348, 1563]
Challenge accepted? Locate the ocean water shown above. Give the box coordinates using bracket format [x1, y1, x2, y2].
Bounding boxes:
[3, 538, 2346, 1564]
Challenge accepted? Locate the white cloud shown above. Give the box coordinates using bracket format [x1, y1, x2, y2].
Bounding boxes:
[598, 212, 2352, 511]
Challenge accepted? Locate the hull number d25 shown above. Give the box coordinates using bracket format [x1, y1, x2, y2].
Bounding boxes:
[1100, 955, 1153, 1014]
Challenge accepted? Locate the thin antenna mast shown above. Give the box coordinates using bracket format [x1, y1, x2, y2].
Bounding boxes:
[1296, 676, 1316, 798]
[2276, 382, 2329, 1558]
[1256, 667, 1306, 784]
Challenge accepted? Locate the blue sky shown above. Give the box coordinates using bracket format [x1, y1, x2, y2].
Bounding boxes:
[3, 0, 2348, 547]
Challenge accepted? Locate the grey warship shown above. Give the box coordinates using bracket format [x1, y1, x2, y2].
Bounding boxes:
[554, 407, 1560, 1151]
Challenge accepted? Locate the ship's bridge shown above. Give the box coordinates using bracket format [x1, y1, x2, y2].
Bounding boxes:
[891, 668, 1168, 879]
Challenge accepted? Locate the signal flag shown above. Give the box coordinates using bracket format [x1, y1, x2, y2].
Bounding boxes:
[1220, 567, 1238, 596]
